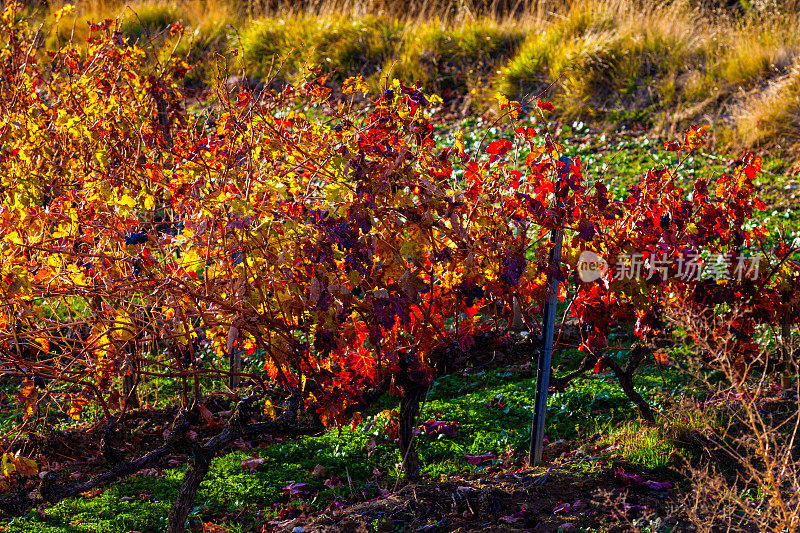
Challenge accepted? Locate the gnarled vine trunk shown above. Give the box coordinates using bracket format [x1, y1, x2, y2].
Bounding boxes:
[396, 348, 428, 482]
[398, 381, 426, 481]
[166, 448, 214, 533]
[603, 345, 656, 425]
[165, 391, 309, 532]
[548, 343, 656, 425]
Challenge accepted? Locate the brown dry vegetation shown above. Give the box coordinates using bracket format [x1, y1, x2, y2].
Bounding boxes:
[33, 0, 800, 160]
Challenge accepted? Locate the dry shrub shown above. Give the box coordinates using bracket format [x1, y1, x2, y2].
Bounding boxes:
[666, 304, 800, 533]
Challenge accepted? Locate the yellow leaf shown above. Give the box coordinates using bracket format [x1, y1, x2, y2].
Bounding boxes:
[263, 399, 276, 420]
[34, 337, 49, 352]
[142, 194, 155, 211]
[53, 4, 75, 21]
[495, 93, 510, 108]
[241, 337, 255, 354]
[12, 453, 37, 477]
[118, 194, 137, 208]
[453, 130, 464, 154]
[1, 453, 14, 477]
[112, 312, 135, 342]
[68, 396, 88, 420]
[342, 75, 368, 96]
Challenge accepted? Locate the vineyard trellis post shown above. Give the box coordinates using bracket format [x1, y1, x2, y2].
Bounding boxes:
[528, 157, 569, 466]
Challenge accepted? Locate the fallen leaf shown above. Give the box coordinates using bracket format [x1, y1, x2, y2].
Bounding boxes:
[197, 404, 221, 428]
[324, 476, 343, 489]
[464, 452, 495, 465]
[553, 502, 571, 514]
[240, 456, 265, 472]
[615, 468, 644, 486]
[283, 482, 309, 498]
[500, 509, 528, 523]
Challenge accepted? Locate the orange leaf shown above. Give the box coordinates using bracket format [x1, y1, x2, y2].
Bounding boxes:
[198, 404, 221, 428]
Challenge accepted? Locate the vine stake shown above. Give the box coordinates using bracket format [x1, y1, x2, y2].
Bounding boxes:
[529, 158, 568, 466]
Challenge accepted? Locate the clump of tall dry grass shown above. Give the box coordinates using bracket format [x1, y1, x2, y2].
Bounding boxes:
[29, 0, 800, 158]
[734, 63, 800, 155]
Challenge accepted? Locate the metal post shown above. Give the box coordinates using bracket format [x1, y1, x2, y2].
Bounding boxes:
[529, 157, 569, 466]
[229, 346, 241, 389]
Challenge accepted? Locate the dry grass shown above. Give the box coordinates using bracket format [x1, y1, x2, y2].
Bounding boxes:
[733, 62, 800, 156]
[26, 0, 800, 157]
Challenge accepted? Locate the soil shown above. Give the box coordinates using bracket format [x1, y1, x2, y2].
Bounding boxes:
[274, 455, 683, 533]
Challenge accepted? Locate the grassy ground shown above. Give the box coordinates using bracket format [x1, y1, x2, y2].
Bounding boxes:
[0, 348, 701, 532]
[26, 0, 800, 162]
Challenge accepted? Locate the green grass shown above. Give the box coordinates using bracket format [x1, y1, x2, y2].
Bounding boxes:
[2, 352, 693, 532]
[45, 2, 182, 49]
[117, 3, 183, 44]
[605, 421, 676, 470]
[237, 15, 402, 85]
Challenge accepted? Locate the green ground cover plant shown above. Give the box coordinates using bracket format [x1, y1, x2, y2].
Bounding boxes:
[1, 362, 694, 532]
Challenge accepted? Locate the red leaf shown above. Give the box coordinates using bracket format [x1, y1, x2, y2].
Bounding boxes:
[236, 91, 252, 107]
[514, 126, 536, 140]
[350, 412, 362, 430]
[465, 161, 485, 187]
[88, 19, 113, 32]
[537, 100, 554, 111]
[486, 139, 513, 157]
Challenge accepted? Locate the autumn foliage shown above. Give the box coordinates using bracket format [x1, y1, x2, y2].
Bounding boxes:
[0, 1, 797, 528]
